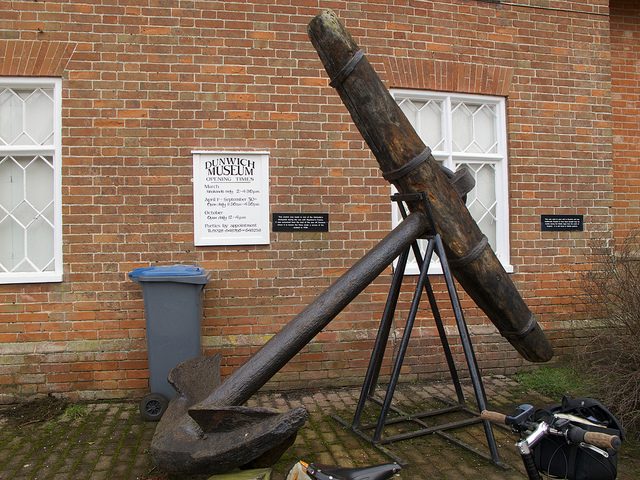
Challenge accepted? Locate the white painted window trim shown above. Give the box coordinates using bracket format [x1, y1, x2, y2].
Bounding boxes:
[0, 77, 63, 284]
[390, 89, 512, 275]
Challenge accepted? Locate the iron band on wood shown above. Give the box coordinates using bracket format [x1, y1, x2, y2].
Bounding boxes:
[501, 313, 537, 339]
[382, 147, 432, 182]
[448, 236, 489, 268]
[329, 49, 364, 87]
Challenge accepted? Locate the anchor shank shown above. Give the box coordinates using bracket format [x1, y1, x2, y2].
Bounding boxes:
[195, 211, 429, 408]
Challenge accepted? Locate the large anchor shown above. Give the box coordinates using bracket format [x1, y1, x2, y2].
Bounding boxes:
[150, 10, 553, 475]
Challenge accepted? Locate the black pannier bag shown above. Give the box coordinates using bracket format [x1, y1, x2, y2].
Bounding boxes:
[533, 396, 624, 480]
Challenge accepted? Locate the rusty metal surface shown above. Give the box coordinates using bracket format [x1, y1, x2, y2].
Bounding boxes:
[150, 355, 308, 474]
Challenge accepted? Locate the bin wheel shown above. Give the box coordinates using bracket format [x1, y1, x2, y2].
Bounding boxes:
[139, 393, 169, 421]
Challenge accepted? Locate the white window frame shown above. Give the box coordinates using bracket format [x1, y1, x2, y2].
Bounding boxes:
[390, 89, 512, 274]
[0, 77, 63, 284]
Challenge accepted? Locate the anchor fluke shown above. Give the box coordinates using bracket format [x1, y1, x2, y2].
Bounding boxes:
[149, 355, 308, 475]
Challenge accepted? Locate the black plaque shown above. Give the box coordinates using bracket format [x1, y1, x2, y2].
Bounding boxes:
[541, 214, 584, 232]
[272, 213, 329, 232]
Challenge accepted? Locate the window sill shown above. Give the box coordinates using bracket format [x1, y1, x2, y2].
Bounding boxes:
[401, 262, 514, 276]
[0, 272, 63, 284]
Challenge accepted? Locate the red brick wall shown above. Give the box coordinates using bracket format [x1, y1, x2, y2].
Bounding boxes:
[0, 0, 615, 402]
[611, 0, 640, 241]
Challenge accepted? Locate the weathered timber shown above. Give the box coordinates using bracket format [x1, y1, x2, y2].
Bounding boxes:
[307, 10, 553, 362]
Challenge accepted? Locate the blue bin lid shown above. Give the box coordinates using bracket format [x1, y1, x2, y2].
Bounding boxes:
[128, 265, 210, 284]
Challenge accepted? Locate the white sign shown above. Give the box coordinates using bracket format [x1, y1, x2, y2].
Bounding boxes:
[192, 151, 270, 246]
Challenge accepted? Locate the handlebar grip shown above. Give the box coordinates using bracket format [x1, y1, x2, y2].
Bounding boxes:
[584, 431, 622, 451]
[566, 425, 622, 450]
[481, 410, 507, 425]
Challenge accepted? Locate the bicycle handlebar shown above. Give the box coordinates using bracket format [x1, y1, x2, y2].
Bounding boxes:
[481, 409, 621, 451]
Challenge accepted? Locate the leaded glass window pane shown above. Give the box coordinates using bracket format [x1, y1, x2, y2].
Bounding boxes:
[462, 162, 498, 250]
[452, 102, 498, 154]
[0, 155, 55, 273]
[0, 87, 54, 146]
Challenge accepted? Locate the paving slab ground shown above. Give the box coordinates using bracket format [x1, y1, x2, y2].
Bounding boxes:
[1, 376, 638, 480]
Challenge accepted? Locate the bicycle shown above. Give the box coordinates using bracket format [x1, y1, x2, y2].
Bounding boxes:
[482, 401, 622, 480]
[289, 398, 622, 480]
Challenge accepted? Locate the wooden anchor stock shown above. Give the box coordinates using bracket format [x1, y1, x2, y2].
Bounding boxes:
[307, 10, 553, 363]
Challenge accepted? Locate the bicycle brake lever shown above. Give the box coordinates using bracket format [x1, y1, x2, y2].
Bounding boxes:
[579, 442, 609, 459]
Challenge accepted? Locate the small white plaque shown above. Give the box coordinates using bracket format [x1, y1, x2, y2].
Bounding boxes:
[192, 151, 270, 246]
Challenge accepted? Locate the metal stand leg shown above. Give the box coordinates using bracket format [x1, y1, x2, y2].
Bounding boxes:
[372, 237, 435, 442]
[410, 237, 466, 406]
[352, 247, 410, 428]
[434, 233, 502, 465]
[334, 193, 504, 467]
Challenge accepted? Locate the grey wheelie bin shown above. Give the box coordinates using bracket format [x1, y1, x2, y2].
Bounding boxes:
[128, 264, 210, 420]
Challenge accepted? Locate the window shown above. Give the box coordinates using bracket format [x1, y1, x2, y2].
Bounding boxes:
[0, 78, 62, 283]
[391, 89, 512, 274]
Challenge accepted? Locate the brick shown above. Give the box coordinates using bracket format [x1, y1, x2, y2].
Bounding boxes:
[0, 0, 631, 402]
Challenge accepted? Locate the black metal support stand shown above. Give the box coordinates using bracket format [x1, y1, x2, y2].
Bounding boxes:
[333, 193, 504, 467]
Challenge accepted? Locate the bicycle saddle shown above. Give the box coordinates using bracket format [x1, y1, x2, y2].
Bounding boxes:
[307, 462, 401, 480]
